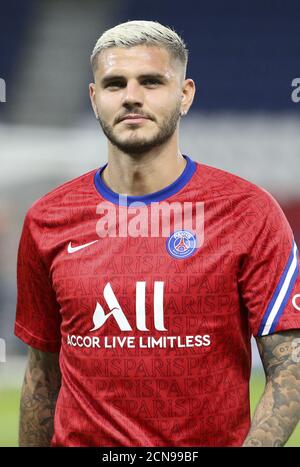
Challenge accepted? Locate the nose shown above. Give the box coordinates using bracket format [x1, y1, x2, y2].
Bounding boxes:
[121, 80, 143, 108]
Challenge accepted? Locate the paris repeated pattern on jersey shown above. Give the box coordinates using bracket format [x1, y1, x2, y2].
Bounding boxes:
[15, 155, 300, 446]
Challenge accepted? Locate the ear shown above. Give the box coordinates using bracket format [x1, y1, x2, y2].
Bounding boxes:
[181, 78, 196, 116]
[89, 82, 99, 119]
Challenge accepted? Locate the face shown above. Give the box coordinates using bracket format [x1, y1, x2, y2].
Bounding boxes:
[89, 45, 194, 155]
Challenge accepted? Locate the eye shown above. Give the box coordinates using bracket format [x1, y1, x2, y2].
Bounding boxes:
[142, 78, 161, 86]
[105, 81, 125, 89]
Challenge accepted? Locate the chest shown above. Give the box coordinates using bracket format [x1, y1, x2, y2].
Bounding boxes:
[49, 203, 241, 340]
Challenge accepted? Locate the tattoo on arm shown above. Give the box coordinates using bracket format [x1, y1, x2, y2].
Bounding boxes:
[243, 330, 300, 447]
[19, 347, 61, 447]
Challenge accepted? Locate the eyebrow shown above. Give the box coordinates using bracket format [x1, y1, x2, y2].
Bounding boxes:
[100, 73, 168, 86]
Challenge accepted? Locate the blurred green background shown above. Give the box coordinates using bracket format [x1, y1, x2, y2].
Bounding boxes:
[0, 371, 299, 447]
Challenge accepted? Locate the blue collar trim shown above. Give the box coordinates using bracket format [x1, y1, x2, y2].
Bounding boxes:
[94, 155, 196, 206]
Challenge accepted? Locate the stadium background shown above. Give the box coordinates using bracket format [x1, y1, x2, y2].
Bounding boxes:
[0, 0, 299, 446]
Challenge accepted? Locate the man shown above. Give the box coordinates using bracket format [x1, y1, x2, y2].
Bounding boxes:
[15, 20, 300, 447]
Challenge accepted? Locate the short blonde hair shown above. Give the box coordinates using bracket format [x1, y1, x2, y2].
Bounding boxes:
[91, 20, 188, 76]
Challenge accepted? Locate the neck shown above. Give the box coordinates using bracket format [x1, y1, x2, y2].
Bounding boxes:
[102, 139, 186, 197]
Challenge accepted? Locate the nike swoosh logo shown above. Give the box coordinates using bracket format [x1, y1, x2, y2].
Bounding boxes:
[67, 240, 98, 254]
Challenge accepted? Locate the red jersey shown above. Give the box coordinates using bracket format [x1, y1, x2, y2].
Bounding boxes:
[15, 155, 300, 446]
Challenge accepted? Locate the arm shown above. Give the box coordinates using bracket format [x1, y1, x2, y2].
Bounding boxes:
[243, 330, 300, 447]
[19, 347, 61, 447]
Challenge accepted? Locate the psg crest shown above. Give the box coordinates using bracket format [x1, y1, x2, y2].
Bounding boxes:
[166, 230, 197, 259]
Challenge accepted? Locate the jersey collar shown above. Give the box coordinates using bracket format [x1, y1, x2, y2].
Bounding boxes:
[94, 155, 196, 206]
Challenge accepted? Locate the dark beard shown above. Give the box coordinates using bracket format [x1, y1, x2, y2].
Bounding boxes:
[97, 104, 181, 155]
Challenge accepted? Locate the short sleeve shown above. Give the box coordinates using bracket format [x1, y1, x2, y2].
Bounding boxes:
[238, 191, 300, 337]
[15, 211, 62, 352]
